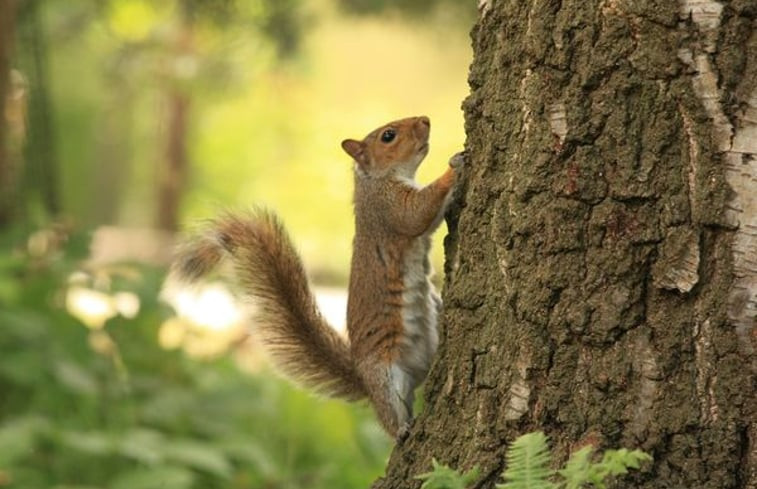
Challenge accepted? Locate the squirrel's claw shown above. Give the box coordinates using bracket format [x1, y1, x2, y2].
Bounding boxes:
[449, 151, 467, 170]
[396, 419, 413, 443]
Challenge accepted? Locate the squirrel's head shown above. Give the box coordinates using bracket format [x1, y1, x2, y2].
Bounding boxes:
[341, 116, 430, 179]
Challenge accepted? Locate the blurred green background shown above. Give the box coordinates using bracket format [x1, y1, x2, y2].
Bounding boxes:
[0, 0, 473, 487]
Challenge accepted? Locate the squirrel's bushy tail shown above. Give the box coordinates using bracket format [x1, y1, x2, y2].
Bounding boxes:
[172, 209, 367, 401]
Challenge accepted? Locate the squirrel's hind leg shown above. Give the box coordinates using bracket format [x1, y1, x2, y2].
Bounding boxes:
[360, 362, 415, 439]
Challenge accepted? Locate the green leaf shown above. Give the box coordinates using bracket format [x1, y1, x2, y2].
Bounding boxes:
[117, 428, 166, 464]
[141, 388, 195, 424]
[498, 432, 556, 489]
[54, 360, 98, 395]
[52, 485, 103, 489]
[0, 350, 47, 386]
[110, 466, 195, 489]
[415, 458, 480, 489]
[0, 310, 49, 340]
[60, 430, 113, 455]
[221, 439, 280, 479]
[163, 439, 233, 478]
[0, 416, 49, 465]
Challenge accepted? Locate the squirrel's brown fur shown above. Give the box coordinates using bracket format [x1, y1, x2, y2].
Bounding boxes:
[173, 211, 367, 400]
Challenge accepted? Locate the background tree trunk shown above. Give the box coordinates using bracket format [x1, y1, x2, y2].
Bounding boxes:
[156, 90, 189, 231]
[374, 1, 755, 488]
[0, 0, 16, 226]
[155, 1, 193, 232]
[17, 0, 60, 220]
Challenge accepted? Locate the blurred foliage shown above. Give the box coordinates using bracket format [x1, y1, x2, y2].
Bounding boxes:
[337, 0, 475, 19]
[0, 226, 390, 488]
[11, 0, 312, 227]
[0, 3, 472, 481]
[0, 2, 474, 488]
[0, 0, 474, 281]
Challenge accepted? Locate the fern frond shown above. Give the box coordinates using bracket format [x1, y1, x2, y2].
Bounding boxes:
[415, 458, 480, 489]
[600, 449, 652, 474]
[558, 446, 652, 489]
[558, 446, 594, 489]
[585, 449, 652, 488]
[498, 432, 556, 489]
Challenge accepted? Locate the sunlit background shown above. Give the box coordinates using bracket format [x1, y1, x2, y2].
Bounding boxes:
[0, 0, 473, 487]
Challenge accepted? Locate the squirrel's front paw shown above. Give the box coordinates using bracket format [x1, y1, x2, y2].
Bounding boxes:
[396, 420, 413, 443]
[449, 151, 466, 170]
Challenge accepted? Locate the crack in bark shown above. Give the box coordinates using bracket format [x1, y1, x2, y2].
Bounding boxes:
[693, 319, 720, 424]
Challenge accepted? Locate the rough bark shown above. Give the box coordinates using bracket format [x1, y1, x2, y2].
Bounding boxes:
[374, 1, 755, 488]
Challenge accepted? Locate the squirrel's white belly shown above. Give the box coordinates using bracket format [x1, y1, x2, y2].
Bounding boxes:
[397, 235, 439, 388]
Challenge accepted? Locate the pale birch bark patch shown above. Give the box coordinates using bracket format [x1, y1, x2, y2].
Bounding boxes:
[502, 378, 530, 421]
[679, 0, 723, 30]
[547, 103, 568, 144]
[652, 227, 700, 293]
[679, 0, 756, 354]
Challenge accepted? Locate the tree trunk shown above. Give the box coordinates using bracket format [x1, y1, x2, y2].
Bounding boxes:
[156, 90, 189, 231]
[17, 0, 59, 220]
[0, 0, 16, 226]
[155, 3, 193, 232]
[374, 1, 755, 488]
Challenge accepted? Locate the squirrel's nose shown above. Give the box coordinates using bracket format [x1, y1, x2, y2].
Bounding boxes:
[418, 116, 430, 128]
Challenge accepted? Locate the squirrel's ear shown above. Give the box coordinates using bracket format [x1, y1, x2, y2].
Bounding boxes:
[341, 139, 367, 165]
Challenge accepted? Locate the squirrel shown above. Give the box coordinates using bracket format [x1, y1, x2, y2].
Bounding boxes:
[172, 115, 464, 438]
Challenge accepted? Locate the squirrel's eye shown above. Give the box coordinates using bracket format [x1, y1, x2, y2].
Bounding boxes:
[380, 129, 396, 143]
